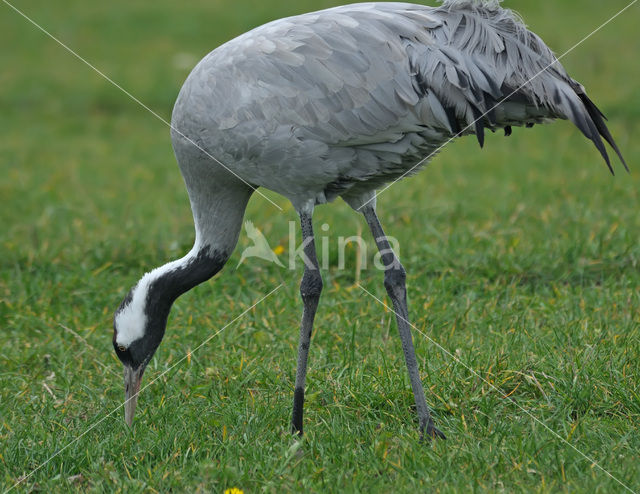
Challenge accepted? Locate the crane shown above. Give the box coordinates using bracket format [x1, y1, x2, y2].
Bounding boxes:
[112, 1, 626, 440]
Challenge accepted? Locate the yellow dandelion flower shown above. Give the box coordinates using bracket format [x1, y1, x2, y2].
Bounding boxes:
[224, 489, 243, 494]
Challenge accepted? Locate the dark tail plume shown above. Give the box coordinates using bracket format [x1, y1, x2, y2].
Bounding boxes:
[577, 92, 628, 174]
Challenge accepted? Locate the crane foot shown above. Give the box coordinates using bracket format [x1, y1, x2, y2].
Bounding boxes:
[420, 422, 447, 442]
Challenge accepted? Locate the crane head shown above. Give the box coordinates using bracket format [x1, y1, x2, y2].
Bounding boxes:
[113, 283, 169, 427]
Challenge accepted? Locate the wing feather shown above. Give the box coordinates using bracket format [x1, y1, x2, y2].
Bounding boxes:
[174, 0, 626, 201]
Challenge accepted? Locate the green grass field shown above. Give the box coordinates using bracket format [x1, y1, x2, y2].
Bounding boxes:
[1, 0, 639, 492]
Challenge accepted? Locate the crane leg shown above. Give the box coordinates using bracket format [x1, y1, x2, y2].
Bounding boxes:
[291, 208, 323, 435]
[362, 205, 445, 440]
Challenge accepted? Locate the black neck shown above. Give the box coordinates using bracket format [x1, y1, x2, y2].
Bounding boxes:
[146, 247, 229, 321]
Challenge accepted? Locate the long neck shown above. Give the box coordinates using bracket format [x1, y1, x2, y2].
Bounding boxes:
[144, 245, 229, 321]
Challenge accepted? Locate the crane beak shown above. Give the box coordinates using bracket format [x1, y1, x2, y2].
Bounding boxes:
[123, 365, 144, 427]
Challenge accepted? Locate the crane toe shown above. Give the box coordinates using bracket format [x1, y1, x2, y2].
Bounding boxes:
[422, 421, 447, 441]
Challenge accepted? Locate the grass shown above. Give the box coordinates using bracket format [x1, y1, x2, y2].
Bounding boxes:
[1, 0, 639, 492]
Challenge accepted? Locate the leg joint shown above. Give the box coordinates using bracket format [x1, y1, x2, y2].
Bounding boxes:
[383, 261, 406, 293]
[300, 268, 323, 299]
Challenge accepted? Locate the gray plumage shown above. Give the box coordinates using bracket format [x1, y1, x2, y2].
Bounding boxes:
[171, 1, 626, 211]
[114, 1, 626, 438]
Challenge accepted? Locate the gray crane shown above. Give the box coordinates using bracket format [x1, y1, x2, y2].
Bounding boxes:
[112, 1, 626, 440]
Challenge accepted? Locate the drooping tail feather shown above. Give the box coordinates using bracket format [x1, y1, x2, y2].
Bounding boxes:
[565, 91, 614, 174]
[420, 1, 628, 175]
[576, 92, 628, 173]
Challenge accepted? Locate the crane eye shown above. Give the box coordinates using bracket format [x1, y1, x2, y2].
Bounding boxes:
[117, 345, 126, 352]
